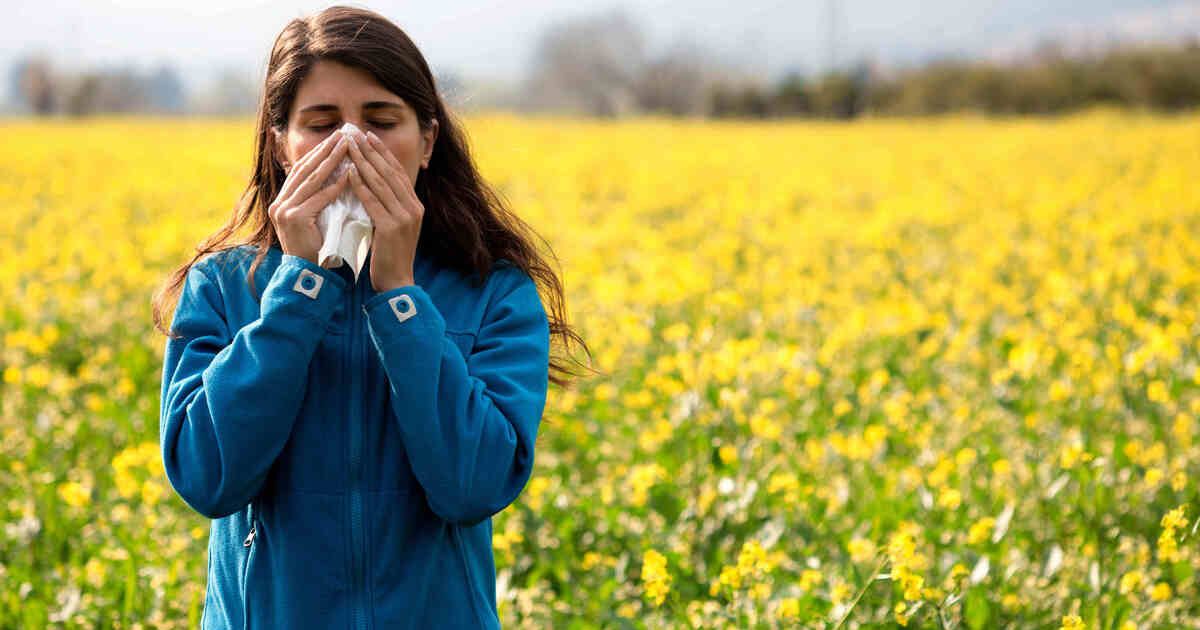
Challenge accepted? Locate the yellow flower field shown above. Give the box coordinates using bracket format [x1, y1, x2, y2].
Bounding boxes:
[0, 108, 1198, 628]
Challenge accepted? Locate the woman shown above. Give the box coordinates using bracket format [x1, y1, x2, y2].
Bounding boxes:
[152, 6, 591, 629]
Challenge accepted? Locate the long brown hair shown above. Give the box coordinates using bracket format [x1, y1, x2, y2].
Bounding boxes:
[151, 4, 595, 388]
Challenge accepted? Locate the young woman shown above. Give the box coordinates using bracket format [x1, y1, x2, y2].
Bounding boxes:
[152, 6, 591, 629]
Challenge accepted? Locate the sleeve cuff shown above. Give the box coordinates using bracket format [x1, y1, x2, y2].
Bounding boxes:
[362, 284, 446, 344]
[260, 253, 350, 325]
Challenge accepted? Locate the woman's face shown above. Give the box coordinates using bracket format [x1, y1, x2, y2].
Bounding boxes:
[273, 59, 437, 187]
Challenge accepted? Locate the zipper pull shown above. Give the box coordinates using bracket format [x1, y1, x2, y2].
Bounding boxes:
[243, 525, 256, 547]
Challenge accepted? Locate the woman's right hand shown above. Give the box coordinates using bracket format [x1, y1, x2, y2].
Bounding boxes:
[269, 131, 352, 264]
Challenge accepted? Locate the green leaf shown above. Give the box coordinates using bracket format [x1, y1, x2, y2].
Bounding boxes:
[964, 589, 992, 630]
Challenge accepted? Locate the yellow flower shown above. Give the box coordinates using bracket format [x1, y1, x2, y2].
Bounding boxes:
[1171, 470, 1187, 491]
[937, 488, 962, 510]
[57, 481, 90, 508]
[899, 570, 925, 601]
[141, 479, 166, 506]
[1061, 614, 1085, 630]
[949, 563, 969, 582]
[1118, 569, 1143, 595]
[640, 548, 671, 606]
[894, 601, 911, 627]
[1060, 443, 1092, 469]
[799, 568, 822, 591]
[735, 539, 772, 582]
[84, 557, 108, 587]
[967, 517, 995, 545]
[1150, 582, 1171, 601]
[626, 463, 666, 507]
[718, 444, 738, 465]
[524, 476, 551, 510]
[1161, 505, 1187, 530]
[830, 582, 853, 607]
[718, 564, 741, 590]
[1158, 505, 1188, 563]
[1144, 467, 1164, 487]
[777, 597, 800, 621]
[992, 458, 1011, 478]
[847, 537, 876, 563]
[1147, 380, 1169, 403]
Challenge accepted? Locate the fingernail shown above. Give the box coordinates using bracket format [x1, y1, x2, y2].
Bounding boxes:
[367, 131, 379, 142]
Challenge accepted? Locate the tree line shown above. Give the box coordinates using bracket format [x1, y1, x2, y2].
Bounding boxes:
[713, 39, 1200, 119]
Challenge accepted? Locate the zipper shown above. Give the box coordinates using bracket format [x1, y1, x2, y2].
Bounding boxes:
[348, 273, 368, 630]
[243, 499, 256, 546]
[243, 506, 256, 547]
[241, 500, 257, 629]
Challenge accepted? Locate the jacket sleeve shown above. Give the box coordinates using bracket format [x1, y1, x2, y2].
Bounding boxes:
[361, 266, 551, 526]
[159, 253, 349, 519]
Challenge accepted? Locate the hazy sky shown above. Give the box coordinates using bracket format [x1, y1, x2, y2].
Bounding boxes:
[4, 0, 1195, 95]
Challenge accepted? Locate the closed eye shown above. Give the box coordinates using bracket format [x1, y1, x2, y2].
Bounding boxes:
[310, 122, 396, 131]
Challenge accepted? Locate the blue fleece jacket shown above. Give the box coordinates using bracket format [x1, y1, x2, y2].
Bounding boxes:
[159, 243, 550, 629]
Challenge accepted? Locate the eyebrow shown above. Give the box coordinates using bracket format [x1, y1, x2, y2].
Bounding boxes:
[298, 101, 405, 114]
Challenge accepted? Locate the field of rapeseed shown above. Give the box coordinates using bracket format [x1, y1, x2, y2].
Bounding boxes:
[0, 108, 1198, 628]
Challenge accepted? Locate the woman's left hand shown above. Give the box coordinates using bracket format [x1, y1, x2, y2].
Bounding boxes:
[345, 129, 423, 293]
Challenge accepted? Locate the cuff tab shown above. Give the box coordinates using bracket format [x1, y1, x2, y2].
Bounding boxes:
[292, 269, 325, 299]
[389, 294, 418, 323]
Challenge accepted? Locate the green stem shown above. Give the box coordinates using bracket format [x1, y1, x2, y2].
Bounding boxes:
[833, 553, 889, 630]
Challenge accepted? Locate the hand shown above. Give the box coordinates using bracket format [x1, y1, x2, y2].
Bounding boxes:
[269, 132, 352, 264]
[345, 129, 422, 293]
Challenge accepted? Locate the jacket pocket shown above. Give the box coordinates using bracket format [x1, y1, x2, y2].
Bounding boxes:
[241, 500, 259, 629]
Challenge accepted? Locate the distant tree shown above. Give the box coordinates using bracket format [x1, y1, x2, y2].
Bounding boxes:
[145, 64, 186, 113]
[189, 67, 258, 115]
[772, 72, 813, 115]
[631, 39, 710, 116]
[524, 8, 646, 117]
[63, 67, 147, 115]
[810, 61, 871, 118]
[11, 54, 57, 115]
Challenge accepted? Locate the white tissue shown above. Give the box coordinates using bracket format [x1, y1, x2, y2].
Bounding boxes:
[316, 122, 373, 277]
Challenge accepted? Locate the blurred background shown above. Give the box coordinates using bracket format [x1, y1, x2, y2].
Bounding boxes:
[4, 0, 1200, 119]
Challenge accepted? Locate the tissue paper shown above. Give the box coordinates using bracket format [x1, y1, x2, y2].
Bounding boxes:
[316, 122, 373, 277]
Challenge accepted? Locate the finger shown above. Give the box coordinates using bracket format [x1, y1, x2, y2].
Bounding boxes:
[347, 137, 405, 218]
[279, 132, 346, 203]
[366, 132, 405, 175]
[293, 167, 352, 219]
[346, 163, 391, 226]
[277, 131, 340, 205]
[364, 132, 416, 203]
[280, 136, 350, 210]
[355, 134, 414, 212]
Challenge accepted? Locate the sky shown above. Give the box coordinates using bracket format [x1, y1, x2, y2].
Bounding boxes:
[4, 0, 1197, 96]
